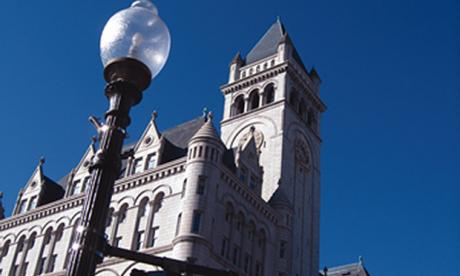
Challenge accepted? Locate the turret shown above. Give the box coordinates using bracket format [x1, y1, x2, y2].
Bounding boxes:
[172, 113, 226, 264]
[229, 52, 245, 83]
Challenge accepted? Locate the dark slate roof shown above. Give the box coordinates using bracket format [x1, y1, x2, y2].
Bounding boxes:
[39, 176, 65, 207]
[162, 117, 206, 148]
[246, 20, 285, 64]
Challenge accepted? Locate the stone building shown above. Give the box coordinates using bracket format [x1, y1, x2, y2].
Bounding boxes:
[0, 20, 367, 276]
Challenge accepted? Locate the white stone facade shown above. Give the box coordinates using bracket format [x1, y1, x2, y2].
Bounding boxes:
[0, 20, 327, 276]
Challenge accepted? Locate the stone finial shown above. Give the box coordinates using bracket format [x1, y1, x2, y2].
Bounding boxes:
[207, 111, 214, 122]
[39, 156, 45, 166]
[91, 135, 98, 145]
[250, 126, 256, 133]
[0, 192, 3, 201]
[202, 107, 209, 119]
[152, 110, 158, 121]
[359, 256, 364, 265]
[0, 192, 4, 220]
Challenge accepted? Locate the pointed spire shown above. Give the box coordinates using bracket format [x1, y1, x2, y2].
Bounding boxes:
[231, 51, 244, 65]
[246, 18, 287, 64]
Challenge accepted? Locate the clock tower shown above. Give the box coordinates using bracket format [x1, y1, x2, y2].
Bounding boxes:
[220, 19, 326, 276]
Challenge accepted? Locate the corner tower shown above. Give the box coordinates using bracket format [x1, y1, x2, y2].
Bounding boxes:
[220, 19, 326, 276]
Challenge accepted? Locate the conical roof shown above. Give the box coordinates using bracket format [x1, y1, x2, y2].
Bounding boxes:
[190, 117, 221, 142]
[246, 19, 286, 64]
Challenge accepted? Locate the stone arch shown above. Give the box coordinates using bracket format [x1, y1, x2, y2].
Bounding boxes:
[248, 89, 260, 110]
[152, 184, 173, 198]
[115, 195, 135, 208]
[233, 95, 245, 116]
[225, 116, 278, 148]
[70, 211, 82, 225]
[285, 122, 319, 165]
[134, 189, 154, 205]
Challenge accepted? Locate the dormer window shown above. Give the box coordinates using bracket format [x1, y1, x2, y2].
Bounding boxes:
[132, 158, 143, 174]
[146, 153, 157, 170]
[18, 199, 27, 214]
[70, 180, 82, 196]
[27, 196, 38, 211]
[82, 176, 91, 193]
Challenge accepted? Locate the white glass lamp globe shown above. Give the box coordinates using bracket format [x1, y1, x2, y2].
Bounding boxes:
[100, 0, 171, 79]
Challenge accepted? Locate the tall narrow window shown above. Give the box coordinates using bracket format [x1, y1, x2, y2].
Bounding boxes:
[17, 199, 27, 214]
[249, 89, 260, 110]
[27, 196, 38, 211]
[175, 213, 182, 236]
[233, 95, 245, 116]
[197, 176, 206, 195]
[191, 211, 202, 234]
[280, 241, 287, 258]
[232, 245, 240, 266]
[132, 158, 143, 174]
[70, 180, 82, 196]
[221, 237, 229, 257]
[244, 253, 251, 273]
[82, 176, 91, 193]
[148, 227, 160, 248]
[225, 203, 234, 224]
[134, 230, 145, 250]
[181, 179, 187, 198]
[0, 240, 11, 264]
[264, 83, 275, 104]
[145, 153, 157, 170]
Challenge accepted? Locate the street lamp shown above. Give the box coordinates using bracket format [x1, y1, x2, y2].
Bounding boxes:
[65, 1, 170, 275]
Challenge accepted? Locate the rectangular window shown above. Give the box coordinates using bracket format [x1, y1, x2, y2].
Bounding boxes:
[255, 262, 263, 276]
[196, 176, 206, 195]
[191, 211, 202, 234]
[148, 226, 160, 248]
[232, 245, 240, 266]
[145, 153, 157, 170]
[175, 214, 182, 236]
[135, 230, 145, 250]
[132, 158, 143, 174]
[47, 254, 57, 272]
[71, 180, 82, 195]
[18, 199, 27, 214]
[82, 176, 91, 193]
[181, 179, 187, 198]
[27, 196, 38, 211]
[244, 253, 251, 273]
[280, 241, 287, 258]
[220, 237, 229, 257]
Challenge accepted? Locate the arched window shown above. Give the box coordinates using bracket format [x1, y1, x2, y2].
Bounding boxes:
[264, 83, 275, 104]
[146, 193, 164, 248]
[18, 232, 37, 275]
[10, 235, 26, 275]
[233, 95, 245, 116]
[248, 90, 260, 110]
[175, 213, 182, 236]
[35, 227, 52, 275]
[247, 221, 256, 242]
[65, 219, 80, 267]
[242, 71, 246, 78]
[133, 198, 149, 250]
[112, 204, 128, 247]
[0, 240, 11, 263]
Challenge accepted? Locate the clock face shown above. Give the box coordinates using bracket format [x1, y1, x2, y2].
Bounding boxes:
[238, 129, 264, 149]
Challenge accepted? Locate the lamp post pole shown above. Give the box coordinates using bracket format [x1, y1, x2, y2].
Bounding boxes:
[65, 58, 150, 276]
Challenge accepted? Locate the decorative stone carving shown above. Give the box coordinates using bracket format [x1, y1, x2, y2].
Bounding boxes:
[295, 138, 311, 170]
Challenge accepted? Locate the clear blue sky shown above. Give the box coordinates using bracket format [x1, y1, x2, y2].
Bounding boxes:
[0, 0, 458, 275]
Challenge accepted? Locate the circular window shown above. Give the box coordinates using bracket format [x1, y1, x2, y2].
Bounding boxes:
[144, 136, 153, 145]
